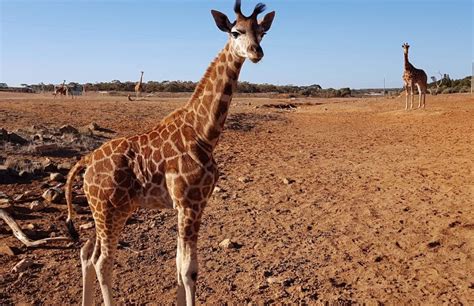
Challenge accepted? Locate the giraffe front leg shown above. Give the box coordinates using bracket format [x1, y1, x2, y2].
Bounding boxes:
[81, 238, 97, 306]
[176, 206, 201, 306]
[405, 87, 409, 110]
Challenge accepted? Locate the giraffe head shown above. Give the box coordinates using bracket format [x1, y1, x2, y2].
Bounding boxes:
[402, 43, 410, 54]
[211, 0, 275, 63]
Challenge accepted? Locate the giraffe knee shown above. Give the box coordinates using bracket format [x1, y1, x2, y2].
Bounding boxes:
[80, 239, 94, 262]
[182, 271, 198, 287]
[95, 256, 113, 280]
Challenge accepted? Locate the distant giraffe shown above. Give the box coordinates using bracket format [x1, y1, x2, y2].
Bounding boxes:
[135, 71, 144, 98]
[402, 43, 427, 110]
[64, 1, 275, 305]
[53, 80, 70, 98]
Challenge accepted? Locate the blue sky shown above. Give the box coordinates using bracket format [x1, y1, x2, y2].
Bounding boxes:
[1, 0, 472, 89]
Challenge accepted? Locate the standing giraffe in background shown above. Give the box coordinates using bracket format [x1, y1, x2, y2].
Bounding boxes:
[53, 80, 69, 98]
[135, 71, 144, 98]
[65, 1, 275, 305]
[402, 43, 427, 110]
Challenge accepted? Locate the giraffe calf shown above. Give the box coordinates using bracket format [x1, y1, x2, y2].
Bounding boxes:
[65, 1, 275, 305]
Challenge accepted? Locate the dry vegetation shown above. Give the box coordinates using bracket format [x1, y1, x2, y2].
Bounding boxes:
[0, 92, 473, 304]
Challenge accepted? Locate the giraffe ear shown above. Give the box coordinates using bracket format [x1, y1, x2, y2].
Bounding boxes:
[259, 11, 275, 32]
[211, 10, 233, 33]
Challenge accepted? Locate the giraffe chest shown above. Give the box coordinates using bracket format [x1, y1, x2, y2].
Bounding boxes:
[403, 71, 413, 82]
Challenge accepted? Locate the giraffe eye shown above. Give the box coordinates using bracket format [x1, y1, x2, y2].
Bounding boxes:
[231, 31, 240, 38]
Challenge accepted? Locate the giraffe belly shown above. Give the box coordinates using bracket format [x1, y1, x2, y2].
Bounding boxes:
[137, 185, 174, 209]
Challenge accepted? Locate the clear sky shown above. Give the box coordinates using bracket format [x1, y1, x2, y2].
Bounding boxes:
[1, 0, 472, 89]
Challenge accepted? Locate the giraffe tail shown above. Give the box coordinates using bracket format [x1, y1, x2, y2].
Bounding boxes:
[65, 155, 89, 241]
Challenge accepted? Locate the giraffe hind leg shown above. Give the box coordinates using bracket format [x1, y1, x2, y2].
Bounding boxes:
[91, 206, 131, 306]
[416, 84, 422, 108]
[81, 238, 97, 306]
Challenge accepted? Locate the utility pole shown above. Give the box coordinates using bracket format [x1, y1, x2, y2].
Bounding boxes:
[383, 77, 386, 97]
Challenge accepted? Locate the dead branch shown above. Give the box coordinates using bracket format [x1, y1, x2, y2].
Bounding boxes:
[0, 208, 70, 247]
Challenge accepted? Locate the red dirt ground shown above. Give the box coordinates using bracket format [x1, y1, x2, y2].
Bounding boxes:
[0, 92, 473, 304]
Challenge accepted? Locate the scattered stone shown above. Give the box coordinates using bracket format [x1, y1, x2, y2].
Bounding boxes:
[12, 258, 34, 273]
[26, 223, 36, 230]
[59, 125, 79, 135]
[266, 277, 280, 285]
[374, 256, 383, 262]
[42, 188, 64, 203]
[6, 132, 28, 145]
[49, 172, 65, 182]
[88, 122, 100, 131]
[427, 241, 441, 248]
[0, 192, 12, 205]
[34, 144, 59, 155]
[41, 158, 57, 172]
[266, 276, 295, 287]
[79, 222, 94, 230]
[219, 238, 238, 249]
[57, 161, 73, 171]
[282, 177, 295, 185]
[0, 244, 15, 256]
[29, 200, 46, 212]
[33, 133, 43, 141]
[213, 186, 224, 193]
[18, 170, 29, 178]
[29, 200, 44, 211]
[238, 177, 252, 183]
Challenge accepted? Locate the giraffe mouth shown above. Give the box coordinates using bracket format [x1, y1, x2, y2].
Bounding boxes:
[249, 56, 262, 63]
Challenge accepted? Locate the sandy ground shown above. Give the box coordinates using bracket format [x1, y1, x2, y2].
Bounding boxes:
[0, 92, 473, 304]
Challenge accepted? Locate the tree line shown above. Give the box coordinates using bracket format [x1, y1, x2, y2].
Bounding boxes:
[18, 75, 472, 97]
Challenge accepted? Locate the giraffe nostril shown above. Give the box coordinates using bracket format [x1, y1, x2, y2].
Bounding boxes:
[249, 45, 264, 58]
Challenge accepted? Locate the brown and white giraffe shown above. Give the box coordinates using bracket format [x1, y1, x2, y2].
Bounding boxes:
[65, 1, 275, 305]
[402, 43, 427, 110]
[53, 80, 69, 98]
[135, 71, 144, 98]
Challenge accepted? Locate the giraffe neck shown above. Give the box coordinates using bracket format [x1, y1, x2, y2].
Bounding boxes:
[139, 73, 143, 84]
[404, 53, 412, 71]
[185, 41, 245, 149]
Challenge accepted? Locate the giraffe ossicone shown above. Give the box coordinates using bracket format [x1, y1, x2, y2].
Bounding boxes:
[64, 1, 275, 305]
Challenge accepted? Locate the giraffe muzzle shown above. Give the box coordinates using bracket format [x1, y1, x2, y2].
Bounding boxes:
[249, 45, 264, 63]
